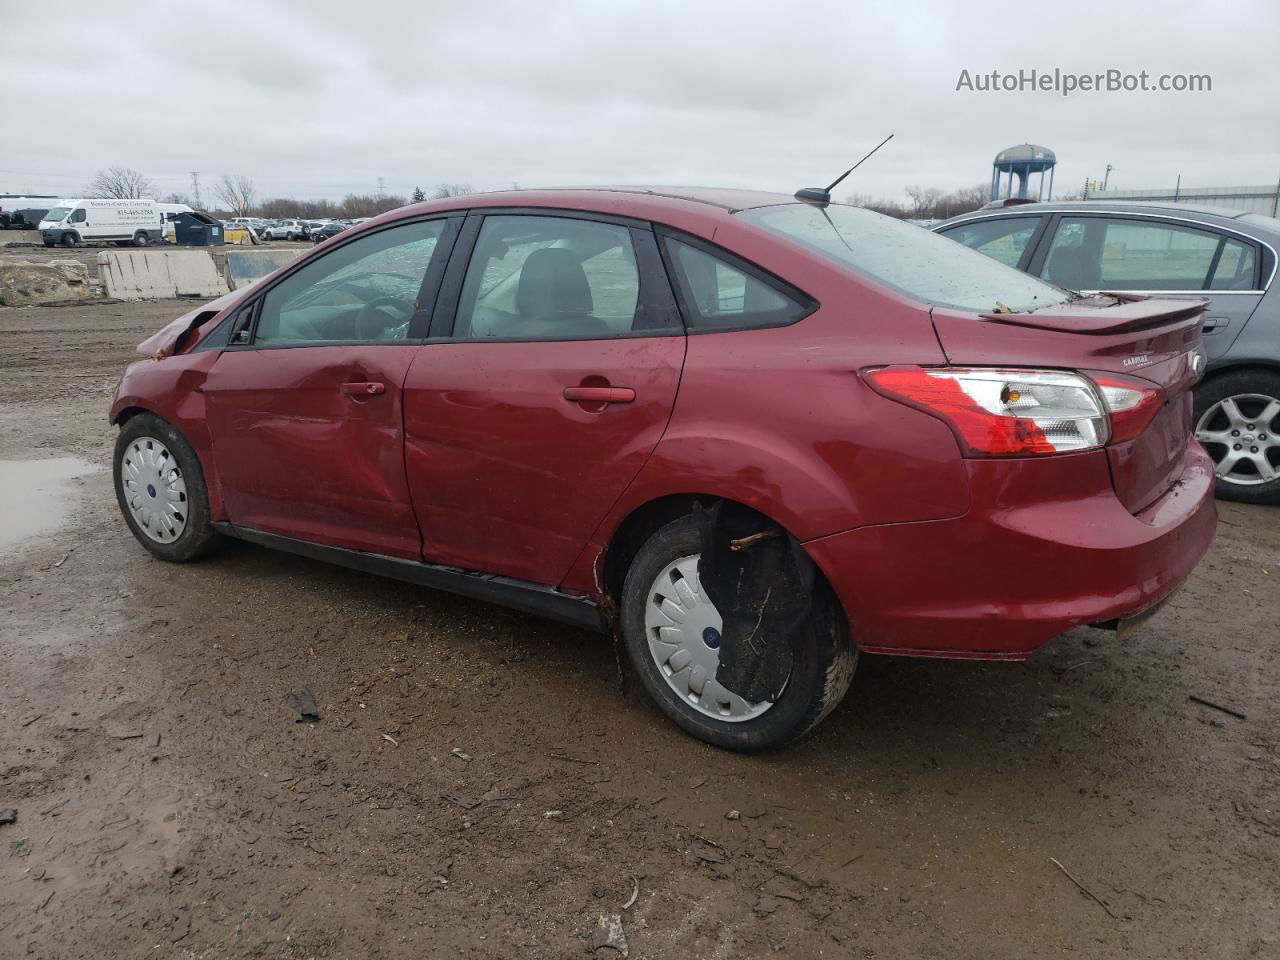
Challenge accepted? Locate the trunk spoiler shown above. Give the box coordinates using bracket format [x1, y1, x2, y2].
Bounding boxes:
[979, 294, 1208, 335]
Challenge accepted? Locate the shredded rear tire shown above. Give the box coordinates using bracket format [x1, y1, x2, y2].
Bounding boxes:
[620, 514, 856, 751]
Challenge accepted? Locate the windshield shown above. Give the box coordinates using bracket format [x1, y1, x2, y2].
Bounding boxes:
[43, 206, 70, 222]
[737, 203, 1072, 313]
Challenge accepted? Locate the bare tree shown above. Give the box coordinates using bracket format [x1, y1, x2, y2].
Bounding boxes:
[846, 191, 908, 218]
[849, 182, 993, 221]
[216, 174, 257, 216]
[431, 183, 474, 199]
[162, 192, 193, 206]
[905, 184, 945, 219]
[87, 166, 154, 199]
[340, 193, 408, 217]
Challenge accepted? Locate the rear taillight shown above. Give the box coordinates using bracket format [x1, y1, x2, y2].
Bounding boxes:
[865, 366, 1111, 457]
[1090, 373, 1164, 443]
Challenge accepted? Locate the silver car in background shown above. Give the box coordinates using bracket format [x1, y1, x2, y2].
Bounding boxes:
[935, 201, 1280, 504]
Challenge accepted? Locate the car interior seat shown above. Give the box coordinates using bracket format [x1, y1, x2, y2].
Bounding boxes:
[514, 248, 609, 336]
[1044, 245, 1101, 290]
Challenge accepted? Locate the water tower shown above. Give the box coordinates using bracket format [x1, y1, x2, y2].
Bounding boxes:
[990, 143, 1056, 202]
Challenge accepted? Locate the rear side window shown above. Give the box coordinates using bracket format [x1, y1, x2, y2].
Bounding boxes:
[453, 215, 642, 340]
[939, 217, 1040, 268]
[663, 238, 811, 330]
[1041, 216, 1244, 291]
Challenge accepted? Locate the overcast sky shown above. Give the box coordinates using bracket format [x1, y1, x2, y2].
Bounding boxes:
[3, 0, 1277, 206]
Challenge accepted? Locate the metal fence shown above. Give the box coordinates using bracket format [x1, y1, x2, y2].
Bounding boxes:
[1083, 183, 1280, 216]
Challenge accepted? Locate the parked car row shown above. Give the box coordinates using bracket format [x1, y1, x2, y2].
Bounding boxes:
[933, 200, 1280, 504]
[111, 187, 1219, 751]
[242, 218, 371, 241]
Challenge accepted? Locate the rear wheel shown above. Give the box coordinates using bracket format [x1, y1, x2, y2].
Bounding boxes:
[132, 231, 150, 247]
[1194, 370, 1280, 505]
[114, 414, 217, 562]
[620, 514, 856, 751]
[286, 231, 296, 241]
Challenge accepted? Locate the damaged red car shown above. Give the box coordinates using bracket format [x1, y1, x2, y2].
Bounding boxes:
[110, 188, 1216, 751]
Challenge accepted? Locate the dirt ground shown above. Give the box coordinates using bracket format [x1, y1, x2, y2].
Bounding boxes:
[1, 299, 1277, 960]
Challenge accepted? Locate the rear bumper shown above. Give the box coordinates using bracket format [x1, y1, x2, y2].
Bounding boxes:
[805, 443, 1217, 660]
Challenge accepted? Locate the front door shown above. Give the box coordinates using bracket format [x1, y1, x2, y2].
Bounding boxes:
[203, 216, 455, 558]
[403, 211, 686, 585]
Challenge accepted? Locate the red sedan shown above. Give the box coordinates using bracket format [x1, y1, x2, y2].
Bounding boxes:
[110, 187, 1216, 750]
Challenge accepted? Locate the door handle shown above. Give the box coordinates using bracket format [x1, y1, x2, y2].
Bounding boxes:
[341, 381, 385, 396]
[1201, 317, 1229, 334]
[563, 385, 635, 404]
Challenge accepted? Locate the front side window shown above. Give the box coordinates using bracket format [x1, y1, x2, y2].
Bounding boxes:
[664, 239, 809, 330]
[254, 219, 444, 345]
[738, 203, 1069, 313]
[453, 215, 641, 339]
[1041, 216, 1227, 291]
[939, 216, 1040, 268]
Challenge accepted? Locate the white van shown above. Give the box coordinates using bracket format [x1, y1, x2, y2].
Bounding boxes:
[39, 198, 166, 247]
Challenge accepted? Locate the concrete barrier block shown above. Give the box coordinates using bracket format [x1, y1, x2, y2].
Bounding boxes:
[224, 248, 306, 290]
[98, 249, 229, 301]
[0, 258, 93, 306]
[0, 230, 43, 247]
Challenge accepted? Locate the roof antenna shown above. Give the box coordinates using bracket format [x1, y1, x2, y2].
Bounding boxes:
[795, 134, 894, 205]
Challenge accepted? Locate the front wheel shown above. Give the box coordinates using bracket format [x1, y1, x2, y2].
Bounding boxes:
[114, 413, 217, 562]
[620, 514, 856, 751]
[1194, 369, 1280, 505]
[61, 232, 78, 248]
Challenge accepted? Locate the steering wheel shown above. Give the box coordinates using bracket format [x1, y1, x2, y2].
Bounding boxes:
[355, 295, 413, 341]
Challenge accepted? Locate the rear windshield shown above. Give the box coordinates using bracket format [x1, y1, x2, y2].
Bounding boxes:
[737, 203, 1071, 313]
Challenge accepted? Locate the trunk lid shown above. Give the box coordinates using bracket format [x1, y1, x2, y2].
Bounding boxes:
[930, 294, 1208, 514]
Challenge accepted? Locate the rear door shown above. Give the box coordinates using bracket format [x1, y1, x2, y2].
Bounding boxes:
[1029, 213, 1268, 361]
[203, 216, 458, 558]
[402, 210, 686, 585]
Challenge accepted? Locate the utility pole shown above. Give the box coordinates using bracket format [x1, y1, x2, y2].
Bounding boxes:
[190, 171, 201, 208]
[1102, 164, 1113, 192]
[377, 176, 385, 198]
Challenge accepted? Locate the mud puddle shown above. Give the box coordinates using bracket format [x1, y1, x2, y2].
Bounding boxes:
[0, 455, 100, 555]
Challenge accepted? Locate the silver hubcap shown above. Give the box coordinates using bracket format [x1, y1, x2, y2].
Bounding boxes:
[120, 436, 189, 542]
[1195, 394, 1280, 485]
[643, 554, 777, 722]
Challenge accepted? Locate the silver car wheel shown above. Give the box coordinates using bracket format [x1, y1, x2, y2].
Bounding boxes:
[643, 554, 777, 722]
[1195, 393, 1280, 485]
[120, 436, 189, 543]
